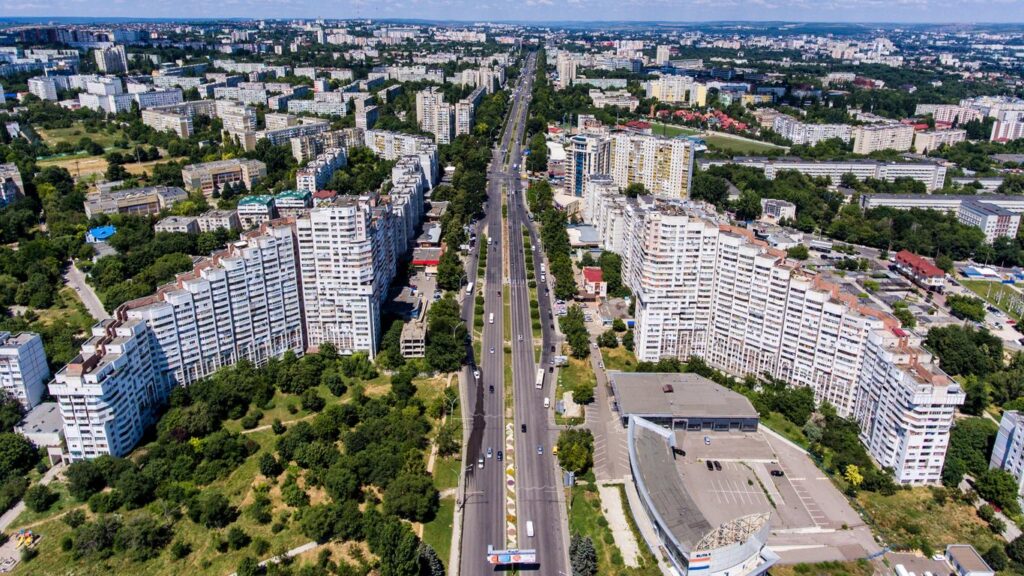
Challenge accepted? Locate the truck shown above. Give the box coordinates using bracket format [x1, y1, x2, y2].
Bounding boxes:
[535, 368, 544, 389]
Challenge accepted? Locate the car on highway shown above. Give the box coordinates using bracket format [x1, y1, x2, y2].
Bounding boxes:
[518, 334, 523, 341]
[478, 457, 484, 469]
[490, 347, 495, 354]
[497, 450, 503, 461]
[536, 445, 543, 455]
[473, 369, 481, 380]
[521, 424, 527, 433]
[598, 361, 604, 369]
[487, 447, 493, 458]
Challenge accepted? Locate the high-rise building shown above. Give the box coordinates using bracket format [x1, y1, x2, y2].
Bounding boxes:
[94, 45, 128, 74]
[655, 45, 672, 65]
[416, 87, 455, 144]
[455, 87, 485, 137]
[0, 332, 50, 410]
[567, 134, 611, 197]
[608, 133, 694, 199]
[27, 77, 59, 101]
[855, 329, 965, 484]
[296, 147, 347, 192]
[295, 198, 396, 356]
[588, 196, 963, 483]
[852, 123, 915, 155]
[556, 52, 577, 89]
[991, 411, 1024, 507]
[644, 75, 695, 104]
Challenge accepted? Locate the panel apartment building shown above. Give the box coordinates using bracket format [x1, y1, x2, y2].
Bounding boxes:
[51, 136, 436, 462]
[416, 87, 455, 144]
[583, 193, 963, 484]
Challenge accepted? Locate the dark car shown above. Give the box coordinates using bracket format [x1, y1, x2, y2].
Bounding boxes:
[705, 460, 714, 471]
[497, 451, 503, 461]
[521, 424, 527, 433]
[489, 385, 494, 393]
[770, 469, 784, 477]
[549, 366, 554, 373]
[713, 461, 722, 471]
[550, 345, 555, 352]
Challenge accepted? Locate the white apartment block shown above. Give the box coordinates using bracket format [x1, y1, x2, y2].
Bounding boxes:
[991, 411, 1024, 508]
[556, 52, 577, 89]
[852, 124, 915, 155]
[141, 109, 192, 138]
[94, 45, 128, 74]
[644, 75, 696, 104]
[567, 133, 611, 197]
[855, 329, 964, 484]
[608, 133, 695, 200]
[914, 104, 983, 125]
[583, 176, 629, 254]
[296, 147, 347, 192]
[287, 99, 348, 117]
[913, 129, 967, 154]
[50, 319, 157, 460]
[0, 332, 50, 410]
[773, 115, 851, 145]
[702, 157, 948, 192]
[124, 222, 305, 387]
[364, 130, 440, 188]
[295, 199, 397, 357]
[416, 87, 455, 145]
[357, 105, 379, 130]
[595, 196, 963, 483]
[27, 77, 58, 101]
[991, 112, 1024, 143]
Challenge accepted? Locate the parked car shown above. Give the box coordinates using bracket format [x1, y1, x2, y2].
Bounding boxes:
[770, 470, 785, 477]
[713, 461, 722, 471]
[705, 460, 714, 471]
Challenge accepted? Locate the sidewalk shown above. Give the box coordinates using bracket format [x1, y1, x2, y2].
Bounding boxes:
[596, 482, 640, 568]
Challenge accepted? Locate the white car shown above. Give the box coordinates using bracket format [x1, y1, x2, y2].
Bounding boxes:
[473, 370, 481, 380]
[490, 347, 495, 354]
[518, 334, 523, 341]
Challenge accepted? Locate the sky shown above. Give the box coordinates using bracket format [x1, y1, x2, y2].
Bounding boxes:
[1, 0, 1023, 24]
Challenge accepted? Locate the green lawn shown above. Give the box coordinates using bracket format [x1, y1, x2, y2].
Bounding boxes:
[568, 485, 660, 576]
[703, 133, 786, 154]
[760, 411, 810, 449]
[601, 346, 637, 372]
[770, 560, 874, 576]
[961, 279, 1024, 322]
[433, 456, 462, 492]
[555, 352, 594, 426]
[36, 123, 127, 149]
[10, 482, 79, 529]
[649, 122, 700, 137]
[422, 497, 455, 570]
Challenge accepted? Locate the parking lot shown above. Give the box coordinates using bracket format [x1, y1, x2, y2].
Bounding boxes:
[672, 428, 881, 565]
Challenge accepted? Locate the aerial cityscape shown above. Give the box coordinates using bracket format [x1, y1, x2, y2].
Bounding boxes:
[0, 11, 1022, 576]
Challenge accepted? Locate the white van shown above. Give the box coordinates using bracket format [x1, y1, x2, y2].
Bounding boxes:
[526, 521, 535, 537]
[489, 313, 495, 324]
[543, 397, 550, 409]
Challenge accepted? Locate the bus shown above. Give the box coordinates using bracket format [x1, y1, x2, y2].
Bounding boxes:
[535, 368, 544, 389]
[466, 282, 474, 296]
[489, 313, 495, 324]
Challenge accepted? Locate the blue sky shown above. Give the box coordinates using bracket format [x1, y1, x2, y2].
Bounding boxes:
[1, 0, 1022, 24]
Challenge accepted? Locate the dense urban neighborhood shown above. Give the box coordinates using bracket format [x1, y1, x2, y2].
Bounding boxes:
[0, 14, 1022, 576]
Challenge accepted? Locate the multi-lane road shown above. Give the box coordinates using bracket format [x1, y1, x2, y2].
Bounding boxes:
[459, 51, 569, 575]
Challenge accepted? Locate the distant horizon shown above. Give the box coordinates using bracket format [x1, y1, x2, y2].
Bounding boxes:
[1, 8, 1024, 27]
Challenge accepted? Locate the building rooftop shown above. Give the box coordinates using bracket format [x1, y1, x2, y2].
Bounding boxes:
[238, 195, 275, 206]
[947, 545, 993, 574]
[582, 267, 603, 283]
[895, 250, 944, 278]
[16, 402, 62, 436]
[610, 372, 758, 420]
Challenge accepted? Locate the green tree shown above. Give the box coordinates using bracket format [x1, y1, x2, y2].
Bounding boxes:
[419, 542, 446, 576]
[436, 248, 464, 292]
[946, 294, 986, 322]
[734, 190, 763, 221]
[786, 245, 809, 260]
[0, 433, 37, 481]
[383, 472, 439, 522]
[24, 484, 57, 513]
[569, 534, 598, 576]
[557, 429, 594, 474]
[623, 183, 647, 198]
[976, 469, 1021, 515]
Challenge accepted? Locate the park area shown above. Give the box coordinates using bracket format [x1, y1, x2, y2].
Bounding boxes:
[3, 353, 460, 576]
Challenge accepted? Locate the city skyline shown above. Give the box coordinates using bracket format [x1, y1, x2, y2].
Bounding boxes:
[3, 3, 1024, 24]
